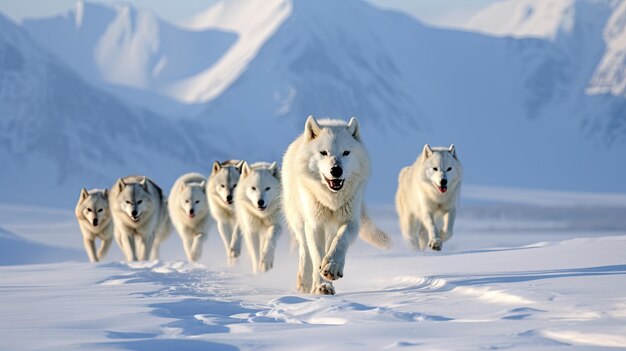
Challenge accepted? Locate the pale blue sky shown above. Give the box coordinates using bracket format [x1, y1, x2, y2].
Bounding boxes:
[0, 0, 500, 26]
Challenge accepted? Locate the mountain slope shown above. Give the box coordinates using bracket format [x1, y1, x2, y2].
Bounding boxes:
[21, 0, 238, 110]
[197, 0, 626, 198]
[0, 14, 219, 207]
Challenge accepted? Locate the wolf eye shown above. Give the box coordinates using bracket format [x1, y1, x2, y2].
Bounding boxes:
[320, 151, 328, 156]
[87, 208, 92, 212]
[447, 167, 452, 172]
[265, 187, 270, 191]
[137, 200, 143, 204]
[233, 184, 237, 188]
[252, 187, 257, 191]
[433, 167, 438, 171]
[125, 201, 132, 205]
[185, 200, 189, 203]
[195, 200, 200, 204]
[343, 150, 350, 156]
[98, 209, 103, 213]
[221, 184, 225, 188]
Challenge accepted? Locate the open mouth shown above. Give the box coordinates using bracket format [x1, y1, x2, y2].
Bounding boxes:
[434, 184, 448, 194]
[130, 215, 140, 222]
[257, 205, 267, 211]
[324, 176, 345, 192]
[188, 213, 196, 219]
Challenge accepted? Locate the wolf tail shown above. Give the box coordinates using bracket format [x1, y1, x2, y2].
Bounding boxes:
[359, 208, 393, 249]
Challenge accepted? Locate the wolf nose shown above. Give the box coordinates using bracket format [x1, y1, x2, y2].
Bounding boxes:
[258, 199, 265, 207]
[131, 210, 138, 217]
[441, 179, 448, 186]
[189, 208, 195, 215]
[226, 195, 233, 202]
[330, 166, 343, 178]
[93, 218, 99, 226]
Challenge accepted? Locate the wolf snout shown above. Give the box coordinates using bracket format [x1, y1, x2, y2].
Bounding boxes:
[330, 166, 343, 178]
[189, 208, 195, 216]
[92, 218, 99, 226]
[131, 210, 138, 217]
[226, 194, 233, 204]
[257, 199, 265, 207]
[441, 179, 448, 186]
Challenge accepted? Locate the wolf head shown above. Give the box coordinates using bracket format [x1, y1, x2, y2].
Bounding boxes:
[75, 188, 110, 228]
[177, 180, 208, 219]
[114, 177, 156, 223]
[420, 144, 463, 194]
[210, 160, 243, 206]
[303, 116, 369, 193]
[238, 161, 281, 213]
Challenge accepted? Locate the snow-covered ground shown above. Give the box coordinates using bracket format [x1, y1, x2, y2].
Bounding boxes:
[1, 187, 625, 350]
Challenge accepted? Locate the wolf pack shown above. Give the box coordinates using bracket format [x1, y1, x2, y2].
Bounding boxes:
[75, 116, 463, 295]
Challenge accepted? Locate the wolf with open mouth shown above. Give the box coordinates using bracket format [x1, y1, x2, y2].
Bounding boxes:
[396, 144, 463, 251]
[282, 116, 392, 295]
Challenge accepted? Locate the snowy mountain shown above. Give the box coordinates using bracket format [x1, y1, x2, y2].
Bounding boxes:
[196, 0, 626, 196]
[465, 0, 626, 99]
[21, 0, 238, 113]
[6, 0, 626, 206]
[0, 14, 219, 206]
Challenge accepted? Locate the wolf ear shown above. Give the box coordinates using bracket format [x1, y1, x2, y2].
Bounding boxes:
[422, 144, 433, 159]
[268, 161, 279, 178]
[235, 160, 245, 172]
[305, 115, 321, 141]
[241, 161, 251, 178]
[115, 178, 126, 193]
[79, 188, 89, 202]
[199, 180, 207, 192]
[448, 144, 458, 160]
[211, 161, 221, 175]
[179, 181, 187, 193]
[347, 117, 360, 141]
[139, 176, 148, 191]
[102, 189, 108, 200]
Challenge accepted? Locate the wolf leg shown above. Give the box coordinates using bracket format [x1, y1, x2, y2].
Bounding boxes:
[296, 234, 312, 293]
[97, 236, 112, 261]
[321, 222, 358, 281]
[141, 233, 155, 261]
[440, 208, 456, 242]
[83, 237, 98, 263]
[421, 211, 441, 251]
[306, 224, 334, 295]
[189, 232, 207, 262]
[259, 225, 280, 272]
[229, 223, 242, 259]
[243, 228, 260, 273]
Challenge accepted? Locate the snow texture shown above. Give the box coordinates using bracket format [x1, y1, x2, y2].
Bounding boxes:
[0, 187, 625, 350]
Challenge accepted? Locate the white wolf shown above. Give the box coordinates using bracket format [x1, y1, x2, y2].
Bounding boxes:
[168, 173, 211, 262]
[207, 160, 244, 262]
[396, 144, 463, 251]
[75, 188, 113, 262]
[282, 116, 392, 295]
[110, 176, 170, 261]
[234, 161, 282, 273]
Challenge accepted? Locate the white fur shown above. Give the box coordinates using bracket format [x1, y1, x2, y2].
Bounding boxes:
[74, 188, 113, 262]
[109, 176, 170, 261]
[282, 116, 391, 295]
[235, 161, 282, 273]
[168, 172, 211, 262]
[396, 144, 463, 251]
[207, 160, 244, 263]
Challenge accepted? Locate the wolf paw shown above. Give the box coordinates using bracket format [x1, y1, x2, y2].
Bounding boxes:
[429, 238, 442, 251]
[320, 258, 344, 281]
[312, 282, 335, 295]
[259, 258, 273, 273]
[228, 247, 241, 258]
